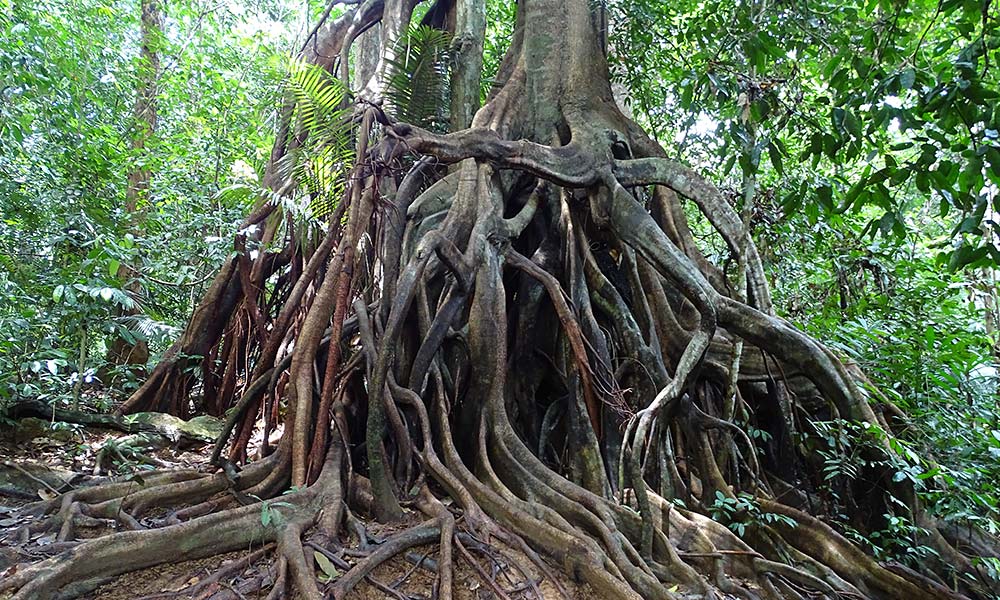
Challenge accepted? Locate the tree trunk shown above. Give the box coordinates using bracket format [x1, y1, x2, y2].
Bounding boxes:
[105, 0, 163, 377]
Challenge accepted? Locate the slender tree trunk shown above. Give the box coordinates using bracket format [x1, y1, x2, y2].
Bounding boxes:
[71, 323, 88, 410]
[449, 0, 485, 130]
[106, 0, 163, 376]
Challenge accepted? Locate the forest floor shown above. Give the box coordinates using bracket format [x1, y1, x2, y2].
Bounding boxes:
[0, 408, 591, 600]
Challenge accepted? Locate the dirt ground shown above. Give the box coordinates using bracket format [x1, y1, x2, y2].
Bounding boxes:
[85, 534, 591, 599]
[0, 417, 592, 599]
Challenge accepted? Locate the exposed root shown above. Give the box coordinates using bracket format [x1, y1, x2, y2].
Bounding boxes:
[2, 500, 273, 599]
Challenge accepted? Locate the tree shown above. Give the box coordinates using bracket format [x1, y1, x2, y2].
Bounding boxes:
[3, 1, 998, 599]
[104, 0, 164, 378]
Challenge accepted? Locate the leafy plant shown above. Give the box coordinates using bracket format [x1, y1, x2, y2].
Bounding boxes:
[384, 25, 452, 130]
[259, 499, 294, 528]
[708, 491, 796, 537]
[279, 59, 355, 221]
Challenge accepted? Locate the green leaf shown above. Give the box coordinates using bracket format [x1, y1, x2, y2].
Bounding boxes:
[108, 259, 120, 278]
[948, 244, 988, 271]
[899, 68, 916, 90]
[832, 107, 846, 134]
[816, 184, 833, 211]
[53, 285, 64, 302]
[957, 214, 982, 234]
[916, 468, 941, 480]
[843, 111, 862, 139]
[314, 551, 340, 582]
[768, 141, 784, 176]
[809, 132, 823, 157]
[915, 171, 931, 193]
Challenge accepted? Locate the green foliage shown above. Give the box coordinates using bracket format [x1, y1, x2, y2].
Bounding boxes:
[708, 491, 796, 537]
[276, 59, 354, 221]
[385, 25, 452, 130]
[609, 0, 999, 270]
[810, 419, 956, 566]
[609, 0, 1000, 568]
[0, 0, 296, 409]
[259, 499, 294, 527]
[771, 214, 1000, 562]
[218, 57, 357, 231]
[95, 435, 159, 474]
[481, 0, 516, 100]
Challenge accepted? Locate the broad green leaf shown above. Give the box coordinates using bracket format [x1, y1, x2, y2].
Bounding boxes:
[767, 140, 784, 176]
[314, 551, 339, 582]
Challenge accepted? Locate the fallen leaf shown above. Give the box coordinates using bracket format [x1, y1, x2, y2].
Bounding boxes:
[314, 550, 340, 582]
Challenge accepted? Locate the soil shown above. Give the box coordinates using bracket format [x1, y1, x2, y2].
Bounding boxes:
[82, 539, 592, 599]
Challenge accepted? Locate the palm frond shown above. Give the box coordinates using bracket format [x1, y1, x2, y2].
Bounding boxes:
[212, 183, 258, 209]
[282, 58, 355, 221]
[117, 314, 181, 346]
[384, 25, 452, 131]
[216, 61, 354, 225]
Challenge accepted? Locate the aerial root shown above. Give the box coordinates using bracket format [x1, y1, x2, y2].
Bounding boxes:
[415, 485, 456, 599]
[264, 555, 288, 600]
[12, 471, 201, 543]
[9, 83, 989, 600]
[316, 476, 552, 600]
[131, 544, 274, 600]
[756, 500, 967, 600]
[326, 520, 441, 599]
[275, 518, 322, 600]
[475, 401, 901, 600]
[454, 534, 516, 600]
